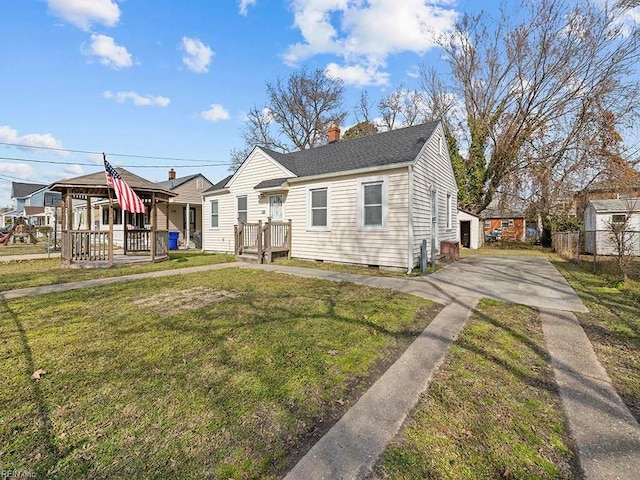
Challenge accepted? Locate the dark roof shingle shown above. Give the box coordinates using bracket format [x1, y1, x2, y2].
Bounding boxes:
[203, 174, 233, 194]
[157, 174, 208, 190]
[263, 121, 439, 178]
[11, 182, 47, 199]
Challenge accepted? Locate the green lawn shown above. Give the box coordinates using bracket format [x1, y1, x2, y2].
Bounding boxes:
[0, 251, 235, 292]
[0, 242, 46, 256]
[1, 268, 439, 479]
[375, 299, 577, 479]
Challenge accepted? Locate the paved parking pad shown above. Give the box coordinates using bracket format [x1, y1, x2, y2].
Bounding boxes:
[425, 255, 588, 312]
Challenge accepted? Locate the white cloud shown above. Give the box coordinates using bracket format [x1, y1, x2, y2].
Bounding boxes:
[200, 104, 230, 122]
[182, 37, 213, 73]
[239, 0, 257, 16]
[0, 125, 67, 156]
[325, 62, 390, 87]
[407, 65, 420, 78]
[47, 0, 120, 31]
[104, 91, 170, 107]
[83, 34, 133, 69]
[0, 162, 36, 179]
[283, 0, 458, 86]
[64, 164, 85, 176]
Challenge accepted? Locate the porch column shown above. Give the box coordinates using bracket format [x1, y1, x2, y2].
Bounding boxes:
[66, 192, 73, 231]
[86, 196, 92, 230]
[185, 202, 190, 249]
[108, 202, 114, 262]
[150, 193, 156, 260]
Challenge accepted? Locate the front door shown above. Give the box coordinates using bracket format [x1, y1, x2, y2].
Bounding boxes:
[269, 195, 283, 221]
[183, 207, 196, 232]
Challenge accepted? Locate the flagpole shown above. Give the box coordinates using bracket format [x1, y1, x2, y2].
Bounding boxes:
[104, 153, 114, 263]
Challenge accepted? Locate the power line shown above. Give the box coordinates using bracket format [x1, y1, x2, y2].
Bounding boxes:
[0, 141, 229, 164]
[0, 155, 229, 168]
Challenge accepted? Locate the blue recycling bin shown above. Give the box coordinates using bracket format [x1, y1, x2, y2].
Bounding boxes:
[168, 231, 180, 250]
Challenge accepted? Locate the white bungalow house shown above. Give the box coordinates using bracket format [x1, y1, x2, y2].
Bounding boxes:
[584, 198, 640, 255]
[202, 121, 458, 272]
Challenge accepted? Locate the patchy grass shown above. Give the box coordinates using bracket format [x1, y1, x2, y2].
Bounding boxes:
[0, 251, 235, 292]
[551, 258, 640, 421]
[374, 299, 577, 480]
[0, 242, 46, 256]
[0, 268, 439, 479]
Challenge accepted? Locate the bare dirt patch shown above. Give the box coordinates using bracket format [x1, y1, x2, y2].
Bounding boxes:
[133, 286, 237, 317]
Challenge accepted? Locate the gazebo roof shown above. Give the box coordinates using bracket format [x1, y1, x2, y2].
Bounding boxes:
[49, 168, 177, 199]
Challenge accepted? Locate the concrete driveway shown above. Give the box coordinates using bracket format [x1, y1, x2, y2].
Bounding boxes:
[425, 255, 588, 312]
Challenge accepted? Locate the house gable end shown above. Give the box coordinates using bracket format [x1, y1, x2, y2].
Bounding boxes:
[225, 147, 296, 191]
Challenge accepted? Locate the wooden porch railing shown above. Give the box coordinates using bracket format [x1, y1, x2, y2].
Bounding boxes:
[125, 229, 150, 253]
[61, 230, 110, 263]
[234, 219, 291, 263]
[155, 230, 169, 257]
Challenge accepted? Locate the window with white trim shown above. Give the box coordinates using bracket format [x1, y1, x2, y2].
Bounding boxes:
[310, 188, 328, 228]
[237, 195, 247, 224]
[210, 200, 218, 228]
[363, 181, 383, 227]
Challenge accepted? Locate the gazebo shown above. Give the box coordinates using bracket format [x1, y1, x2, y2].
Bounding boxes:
[50, 168, 177, 267]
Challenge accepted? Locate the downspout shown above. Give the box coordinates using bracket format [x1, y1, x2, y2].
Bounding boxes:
[407, 165, 414, 274]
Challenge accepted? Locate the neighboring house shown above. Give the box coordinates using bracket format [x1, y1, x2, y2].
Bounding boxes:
[584, 198, 640, 255]
[480, 207, 526, 241]
[458, 209, 483, 249]
[156, 169, 213, 248]
[1, 182, 62, 229]
[202, 121, 458, 272]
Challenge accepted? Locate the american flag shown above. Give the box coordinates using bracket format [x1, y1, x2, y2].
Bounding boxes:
[103, 155, 146, 214]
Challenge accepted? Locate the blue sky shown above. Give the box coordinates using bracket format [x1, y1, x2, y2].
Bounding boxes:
[0, 0, 490, 207]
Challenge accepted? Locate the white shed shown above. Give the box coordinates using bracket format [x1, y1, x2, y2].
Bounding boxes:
[457, 209, 483, 249]
[584, 198, 640, 255]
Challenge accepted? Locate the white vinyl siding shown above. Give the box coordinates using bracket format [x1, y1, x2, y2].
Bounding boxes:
[202, 148, 293, 253]
[411, 125, 458, 268]
[210, 200, 218, 228]
[289, 169, 409, 269]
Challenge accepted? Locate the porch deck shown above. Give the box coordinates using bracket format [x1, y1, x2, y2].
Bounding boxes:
[235, 219, 291, 263]
[61, 230, 169, 268]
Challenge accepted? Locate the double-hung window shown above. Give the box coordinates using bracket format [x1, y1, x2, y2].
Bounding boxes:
[210, 200, 219, 228]
[310, 188, 328, 228]
[237, 196, 247, 224]
[359, 177, 386, 229]
[363, 182, 383, 227]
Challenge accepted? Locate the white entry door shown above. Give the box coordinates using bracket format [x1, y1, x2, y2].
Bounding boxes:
[269, 195, 283, 221]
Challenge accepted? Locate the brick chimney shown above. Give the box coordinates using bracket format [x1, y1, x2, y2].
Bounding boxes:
[328, 123, 340, 143]
[168, 168, 176, 180]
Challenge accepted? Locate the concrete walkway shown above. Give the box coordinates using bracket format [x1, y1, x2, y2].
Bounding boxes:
[0, 252, 60, 262]
[2, 256, 638, 479]
[541, 309, 640, 480]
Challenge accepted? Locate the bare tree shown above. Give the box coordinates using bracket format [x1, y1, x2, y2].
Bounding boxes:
[603, 197, 640, 282]
[435, 0, 640, 214]
[230, 68, 347, 171]
[354, 90, 375, 124]
[342, 121, 378, 140]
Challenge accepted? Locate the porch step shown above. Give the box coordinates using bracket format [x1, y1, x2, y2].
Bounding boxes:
[236, 253, 261, 264]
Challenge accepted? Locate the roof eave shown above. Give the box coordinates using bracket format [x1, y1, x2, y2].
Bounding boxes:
[286, 162, 413, 185]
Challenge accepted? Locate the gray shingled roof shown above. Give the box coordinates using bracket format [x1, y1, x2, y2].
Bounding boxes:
[262, 120, 439, 178]
[50, 168, 176, 196]
[254, 178, 291, 190]
[11, 182, 48, 199]
[203, 174, 233, 194]
[479, 208, 525, 219]
[157, 174, 209, 191]
[588, 198, 640, 213]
